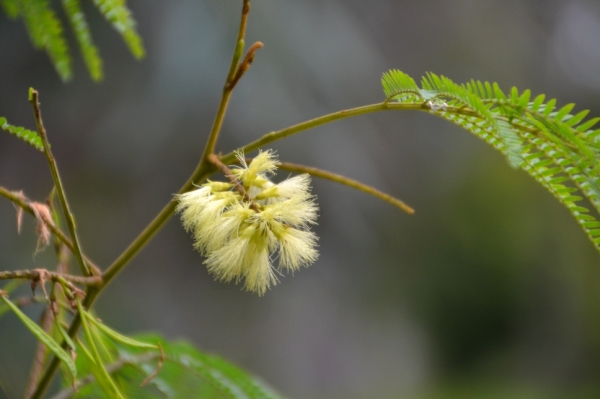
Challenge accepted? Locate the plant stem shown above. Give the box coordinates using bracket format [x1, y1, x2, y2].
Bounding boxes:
[220, 102, 427, 163]
[0, 187, 101, 274]
[0, 270, 101, 286]
[29, 90, 91, 277]
[201, 0, 251, 160]
[276, 161, 415, 214]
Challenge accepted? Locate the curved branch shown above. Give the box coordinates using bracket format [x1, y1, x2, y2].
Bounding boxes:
[276, 161, 414, 214]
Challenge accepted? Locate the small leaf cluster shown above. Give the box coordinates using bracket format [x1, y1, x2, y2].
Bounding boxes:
[383, 69, 600, 252]
[0, 0, 144, 81]
[68, 331, 283, 399]
[0, 116, 43, 150]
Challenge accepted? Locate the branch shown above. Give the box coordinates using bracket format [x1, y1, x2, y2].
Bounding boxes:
[201, 0, 254, 159]
[0, 270, 102, 286]
[273, 161, 415, 214]
[0, 186, 101, 275]
[29, 89, 91, 277]
[226, 41, 263, 91]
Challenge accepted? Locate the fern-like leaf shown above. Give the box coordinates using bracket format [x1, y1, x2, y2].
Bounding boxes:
[1, 0, 144, 80]
[1, 0, 19, 17]
[0, 116, 43, 150]
[61, 0, 103, 81]
[92, 0, 145, 59]
[19, 0, 72, 81]
[382, 69, 600, 254]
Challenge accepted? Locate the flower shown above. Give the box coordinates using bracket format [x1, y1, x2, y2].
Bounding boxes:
[176, 150, 318, 295]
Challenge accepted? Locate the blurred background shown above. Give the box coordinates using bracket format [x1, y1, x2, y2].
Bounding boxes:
[2, 0, 600, 398]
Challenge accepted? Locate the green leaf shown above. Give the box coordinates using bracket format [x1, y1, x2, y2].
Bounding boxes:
[0, 295, 77, 378]
[381, 69, 600, 255]
[20, 0, 72, 81]
[0, 116, 44, 150]
[63, 333, 285, 399]
[77, 300, 125, 399]
[1, 0, 19, 17]
[61, 0, 103, 81]
[381, 69, 420, 100]
[531, 94, 545, 112]
[92, 0, 145, 59]
[0, 281, 24, 320]
[82, 309, 158, 350]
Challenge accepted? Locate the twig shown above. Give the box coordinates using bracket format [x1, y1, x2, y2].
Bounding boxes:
[201, 0, 254, 159]
[274, 161, 415, 214]
[0, 270, 102, 286]
[207, 154, 260, 212]
[0, 186, 101, 275]
[29, 89, 91, 277]
[226, 41, 264, 90]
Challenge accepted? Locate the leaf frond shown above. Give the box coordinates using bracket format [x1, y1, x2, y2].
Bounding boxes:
[92, 0, 145, 59]
[61, 0, 103, 81]
[382, 69, 600, 254]
[0, 116, 43, 150]
[20, 0, 72, 80]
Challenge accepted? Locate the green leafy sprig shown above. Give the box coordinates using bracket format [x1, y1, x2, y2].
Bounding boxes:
[383, 69, 600, 252]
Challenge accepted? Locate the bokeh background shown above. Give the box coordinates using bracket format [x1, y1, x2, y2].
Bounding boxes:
[3, 1, 600, 398]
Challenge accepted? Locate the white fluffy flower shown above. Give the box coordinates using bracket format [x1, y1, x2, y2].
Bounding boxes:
[177, 150, 318, 295]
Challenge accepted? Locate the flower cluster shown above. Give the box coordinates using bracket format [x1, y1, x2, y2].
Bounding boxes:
[177, 151, 318, 295]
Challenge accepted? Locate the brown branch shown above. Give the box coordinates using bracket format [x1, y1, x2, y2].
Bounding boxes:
[0, 186, 101, 275]
[29, 89, 91, 277]
[207, 154, 260, 213]
[0, 270, 102, 287]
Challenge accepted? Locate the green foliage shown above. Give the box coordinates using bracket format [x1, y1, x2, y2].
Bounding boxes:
[1, 0, 144, 81]
[61, 0, 103, 81]
[13, 0, 71, 80]
[0, 295, 77, 380]
[92, 0, 145, 60]
[0, 116, 43, 150]
[64, 332, 284, 399]
[382, 69, 600, 252]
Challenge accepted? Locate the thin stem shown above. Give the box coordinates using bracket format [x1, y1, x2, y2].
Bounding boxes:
[29, 90, 90, 277]
[0, 270, 102, 286]
[276, 161, 415, 214]
[201, 0, 252, 160]
[226, 41, 264, 91]
[0, 186, 101, 274]
[220, 102, 429, 164]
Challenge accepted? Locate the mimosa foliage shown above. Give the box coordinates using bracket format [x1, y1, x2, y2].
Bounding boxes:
[0, 116, 43, 150]
[383, 69, 600, 252]
[0, 0, 143, 81]
[65, 333, 284, 399]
